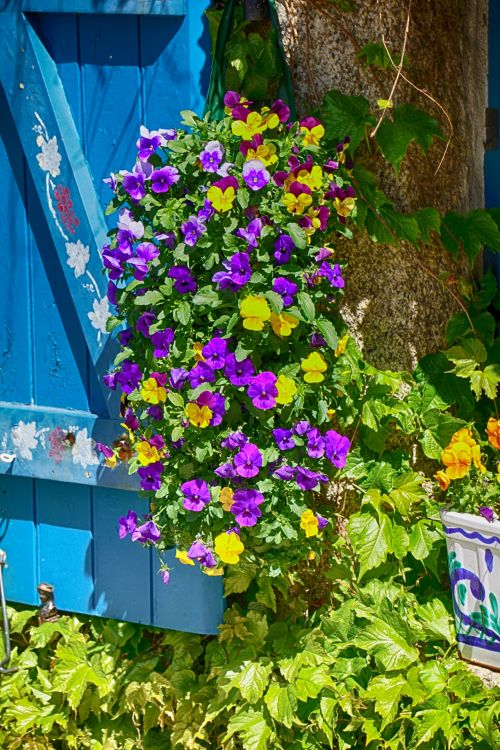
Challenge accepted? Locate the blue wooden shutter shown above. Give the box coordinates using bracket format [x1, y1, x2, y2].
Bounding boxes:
[0, 0, 224, 634]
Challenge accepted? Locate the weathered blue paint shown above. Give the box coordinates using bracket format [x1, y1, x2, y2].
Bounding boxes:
[486, 0, 500, 282]
[20, 0, 186, 15]
[0, 1, 223, 633]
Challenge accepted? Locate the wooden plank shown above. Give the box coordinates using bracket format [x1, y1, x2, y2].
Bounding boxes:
[92, 487, 151, 622]
[0, 85, 33, 405]
[36, 478, 95, 613]
[152, 549, 224, 635]
[0, 9, 115, 408]
[21, 0, 186, 15]
[0, 402, 139, 490]
[0, 475, 38, 607]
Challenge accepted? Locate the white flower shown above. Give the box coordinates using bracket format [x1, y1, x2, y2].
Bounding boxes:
[88, 296, 110, 334]
[11, 421, 38, 460]
[66, 240, 90, 278]
[36, 134, 61, 178]
[71, 429, 99, 469]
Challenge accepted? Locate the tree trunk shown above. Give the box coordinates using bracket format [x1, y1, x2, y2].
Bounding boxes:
[276, 0, 488, 370]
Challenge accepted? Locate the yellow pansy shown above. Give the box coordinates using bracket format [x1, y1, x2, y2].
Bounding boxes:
[240, 295, 271, 331]
[333, 196, 356, 218]
[300, 509, 319, 538]
[214, 531, 244, 565]
[335, 334, 349, 357]
[327, 408, 336, 420]
[261, 108, 280, 130]
[435, 470, 450, 491]
[276, 374, 298, 405]
[135, 440, 161, 467]
[176, 549, 195, 566]
[450, 428, 476, 448]
[471, 444, 487, 473]
[219, 487, 234, 511]
[206, 185, 235, 213]
[295, 165, 323, 191]
[193, 342, 205, 361]
[487, 418, 500, 450]
[283, 190, 312, 215]
[301, 123, 325, 146]
[270, 312, 299, 337]
[442, 441, 472, 480]
[231, 111, 266, 140]
[140, 377, 167, 404]
[245, 143, 278, 166]
[202, 567, 224, 576]
[104, 453, 118, 469]
[185, 403, 213, 428]
[301, 352, 328, 383]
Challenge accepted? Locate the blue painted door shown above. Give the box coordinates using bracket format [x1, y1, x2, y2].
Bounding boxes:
[486, 0, 500, 282]
[0, 0, 224, 634]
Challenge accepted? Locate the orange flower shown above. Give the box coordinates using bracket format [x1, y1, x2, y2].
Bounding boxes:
[487, 417, 500, 450]
[450, 428, 476, 448]
[441, 441, 472, 480]
[435, 470, 450, 491]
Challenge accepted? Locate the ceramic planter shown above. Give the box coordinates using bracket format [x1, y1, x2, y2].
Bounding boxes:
[441, 508, 500, 670]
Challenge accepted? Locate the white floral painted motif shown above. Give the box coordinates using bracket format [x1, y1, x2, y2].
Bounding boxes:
[36, 134, 61, 178]
[66, 240, 90, 278]
[71, 428, 99, 469]
[88, 296, 110, 335]
[11, 421, 38, 460]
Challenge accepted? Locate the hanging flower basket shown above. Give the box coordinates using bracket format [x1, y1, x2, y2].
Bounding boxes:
[441, 507, 500, 669]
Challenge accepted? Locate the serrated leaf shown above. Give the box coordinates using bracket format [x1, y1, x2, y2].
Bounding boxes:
[470, 364, 500, 400]
[357, 42, 394, 69]
[376, 104, 443, 172]
[413, 709, 452, 746]
[414, 207, 441, 243]
[232, 661, 273, 704]
[224, 709, 271, 750]
[264, 682, 297, 728]
[389, 472, 427, 516]
[321, 89, 375, 151]
[356, 619, 419, 671]
[415, 600, 453, 643]
[378, 205, 420, 245]
[365, 674, 407, 726]
[348, 511, 392, 579]
[390, 523, 409, 559]
[442, 209, 500, 263]
[297, 292, 315, 322]
[293, 665, 333, 701]
[224, 561, 258, 595]
[408, 520, 441, 561]
[446, 338, 487, 377]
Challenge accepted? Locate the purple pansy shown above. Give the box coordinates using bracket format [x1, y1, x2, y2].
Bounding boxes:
[317, 514, 328, 530]
[234, 442, 263, 478]
[294, 420, 312, 436]
[273, 428, 295, 451]
[136, 126, 162, 161]
[188, 362, 216, 388]
[187, 540, 217, 568]
[273, 465, 296, 480]
[103, 371, 117, 390]
[202, 337, 228, 370]
[272, 277, 298, 307]
[235, 218, 262, 249]
[214, 462, 236, 479]
[181, 215, 207, 247]
[151, 165, 179, 193]
[117, 209, 144, 249]
[151, 328, 175, 358]
[296, 467, 328, 491]
[138, 461, 163, 491]
[136, 311, 156, 337]
[212, 253, 252, 292]
[116, 360, 142, 394]
[221, 431, 248, 450]
[231, 488, 264, 527]
[315, 247, 334, 262]
[119, 510, 137, 539]
[324, 430, 351, 468]
[122, 164, 147, 201]
[147, 405, 163, 421]
[181, 479, 211, 512]
[273, 234, 295, 265]
[242, 159, 270, 191]
[168, 266, 197, 294]
[311, 332, 327, 348]
[318, 262, 345, 289]
[118, 328, 133, 347]
[224, 353, 255, 386]
[307, 428, 325, 458]
[199, 140, 224, 173]
[479, 506, 495, 523]
[124, 407, 139, 431]
[270, 98, 290, 123]
[131, 520, 161, 543]
[247, 372, 278, 410]
[96, 442, 114, 460]
[170, 367, 189, 390]
[198, 199, 215, 222]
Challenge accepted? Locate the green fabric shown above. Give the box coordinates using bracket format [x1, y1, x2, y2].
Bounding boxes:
[204, 0, 297, 121]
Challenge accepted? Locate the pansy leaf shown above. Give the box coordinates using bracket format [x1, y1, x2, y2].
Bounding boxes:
[297, 292, 316, 322]
[134, 290, 164, 306]
[285, 223, 307, 249]
[316, 319, 339, 350]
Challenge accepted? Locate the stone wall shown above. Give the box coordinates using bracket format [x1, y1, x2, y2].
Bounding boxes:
[276, 0, 488, 370]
